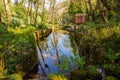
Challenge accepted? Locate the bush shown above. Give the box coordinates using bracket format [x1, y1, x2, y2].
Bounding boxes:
[62, 25, 70, 29]
[56, 56, 70, 72]
[86, 65, 101, 80]
[87, 70, 101, 80]
[71, 56, 86, 69]
[107, 13, 120, 26]
[38, 23, 47, 29]
[0, 24, 7, 33]
[1, 26, 37, 75]
[10, 18, 21, 28]
[70, 70, 87, 80]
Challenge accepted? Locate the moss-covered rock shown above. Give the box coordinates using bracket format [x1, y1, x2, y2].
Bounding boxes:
[104, 76, 118, 80]
[87, 70, 102, 80]
[10, 73, 22, 80]
[70, 69, 87, 80]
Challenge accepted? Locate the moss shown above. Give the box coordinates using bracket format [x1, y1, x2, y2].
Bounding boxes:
[48, 74, 67, 80]
[10, 73, 22, 80]
[104, 76, 118, 80]
[87, 70, 101, 80]
[70, 69, 87, 80]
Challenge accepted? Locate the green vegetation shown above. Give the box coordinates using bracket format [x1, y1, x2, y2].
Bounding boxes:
[71, 70, 87, 80]
[87, 70, 101, 80]
[0, 0, 120, 80]
[0, 24, 37, 78]
[48, 74, 67, 80]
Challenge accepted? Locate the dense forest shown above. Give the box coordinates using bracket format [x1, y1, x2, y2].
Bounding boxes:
[0, 0, 120, 80]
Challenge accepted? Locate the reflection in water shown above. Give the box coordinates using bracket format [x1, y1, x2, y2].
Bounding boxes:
[37, 31, 74, 76]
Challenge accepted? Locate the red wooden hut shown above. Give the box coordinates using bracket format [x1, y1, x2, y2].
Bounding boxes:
[76, 14, 86, 24]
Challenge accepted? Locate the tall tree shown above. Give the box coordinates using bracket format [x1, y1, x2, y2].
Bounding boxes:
[30, 0, 33, 24]
[88, 0, 93, 21]
[48, 0, 68, 27]
[3, 0, 12, 24]
[33, 0, 41, 25]
[40, 0, 46, 23]
[50, 0, 56, 28]
[14, 0, 19, 5]
[116, 0, 120, 13]
[27, 0, 31, 24]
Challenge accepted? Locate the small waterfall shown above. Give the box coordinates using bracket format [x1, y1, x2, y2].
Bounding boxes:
[97, 68, 106, 80]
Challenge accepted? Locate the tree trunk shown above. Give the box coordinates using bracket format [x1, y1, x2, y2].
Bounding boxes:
[101, 0, 111, 11]
[27, 0, 31, 24]
[0, 12, 2, 23]
[34, 0, 41, 26]
[116, 0, 120, 13]
[51, 0, 56, 29]
[30, 0, 33, 24]
[98, 0, 105, 22]
[4, 0, 12, 24]
[8, 0, 11, 3]
[34, 3, 39, 25]
[88, 0, 93, 21]
[85, 0, 89, 21]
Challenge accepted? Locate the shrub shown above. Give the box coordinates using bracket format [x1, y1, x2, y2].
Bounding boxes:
[71, 56, 86, 69]
[10, 18, 21, 28]
[87, 70, 101, 80]
[38, 23, 47, 29]
[56, 56, 70, 72]
[70, 70, 87, 80]
[62, 25, 70, 29]
[1, 26, 37, 75]
[86, 65, 101, 80]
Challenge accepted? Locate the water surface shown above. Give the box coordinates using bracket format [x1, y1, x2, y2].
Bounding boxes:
[37, 30, 75, 76]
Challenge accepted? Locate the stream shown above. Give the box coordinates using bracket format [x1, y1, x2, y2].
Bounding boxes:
[24, 30, 106, 80]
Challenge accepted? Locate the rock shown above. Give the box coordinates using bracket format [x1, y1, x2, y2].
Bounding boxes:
[104, 76, 118, 80]
[87, 70, 102, 80]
